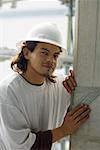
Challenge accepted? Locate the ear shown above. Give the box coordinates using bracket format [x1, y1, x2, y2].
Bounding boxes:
[22, 47, 30, 60]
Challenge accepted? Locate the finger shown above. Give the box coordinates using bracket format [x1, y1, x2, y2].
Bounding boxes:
[69, 70, 76, 80]
[63, 81, 72, 94]
[72, 105, 90, 119]
[65, 70, 77, 86]
[69, 76, 76, 89]
[75, 114, 90, 128]
[64, 75, 76, 89]
[70, 76, 77, 87]
[63, 79, 74, 91]
[74, 108, 90, 124]
[73, 114, 89, 132]
[68, 104, 85, 116]
[67, 79, 75, 91]
[69, 70, 75, 78]
[69, 70, 77, 86]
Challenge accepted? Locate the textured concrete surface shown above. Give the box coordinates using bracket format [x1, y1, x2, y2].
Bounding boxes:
[70, 0, 100, 149]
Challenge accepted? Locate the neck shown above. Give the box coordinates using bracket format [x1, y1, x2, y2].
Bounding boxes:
[21, 69, 45, 85]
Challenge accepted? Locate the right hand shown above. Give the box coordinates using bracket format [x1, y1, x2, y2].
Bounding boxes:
[63, 70, 77, 94]
[60, 104, 91, 136]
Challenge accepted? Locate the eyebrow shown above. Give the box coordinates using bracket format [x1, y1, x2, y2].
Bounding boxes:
[41, 48, 49, 52]
[41, 48, 60, 54]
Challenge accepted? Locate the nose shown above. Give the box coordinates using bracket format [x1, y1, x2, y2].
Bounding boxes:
[47, 55, 55, 64]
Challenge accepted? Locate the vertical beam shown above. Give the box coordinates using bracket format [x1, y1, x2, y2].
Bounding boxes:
[0, 0, 2, 7]
[94, 0, 100, 86]
[74, 0, 97, 87]
[11, 0, 17, 8]
[70, 0, 100, 149]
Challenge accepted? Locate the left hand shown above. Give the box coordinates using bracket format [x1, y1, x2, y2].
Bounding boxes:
[62, 70, 77, 94]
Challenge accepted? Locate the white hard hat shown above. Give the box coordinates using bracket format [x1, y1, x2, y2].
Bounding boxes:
[16, 22, 66, 51]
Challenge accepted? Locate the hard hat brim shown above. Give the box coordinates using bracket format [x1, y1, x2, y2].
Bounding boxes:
[16, 38, 66, 52]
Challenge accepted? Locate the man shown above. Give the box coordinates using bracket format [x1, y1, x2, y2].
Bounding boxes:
[0, 22, 90, 150]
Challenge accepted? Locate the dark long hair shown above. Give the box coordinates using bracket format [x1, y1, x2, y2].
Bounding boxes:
[11, 41, 56, 83]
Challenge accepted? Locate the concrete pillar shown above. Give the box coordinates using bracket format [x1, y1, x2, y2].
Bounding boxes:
[69, 0, 100, 149]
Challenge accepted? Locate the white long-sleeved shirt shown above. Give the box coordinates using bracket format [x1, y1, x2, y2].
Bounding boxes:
[0, 73, 70, 150]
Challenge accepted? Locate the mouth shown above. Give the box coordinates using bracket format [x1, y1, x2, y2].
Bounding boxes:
[43, 64, 53, 69]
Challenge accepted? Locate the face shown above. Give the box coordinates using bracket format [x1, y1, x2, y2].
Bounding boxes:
[26, 42, 61, 78]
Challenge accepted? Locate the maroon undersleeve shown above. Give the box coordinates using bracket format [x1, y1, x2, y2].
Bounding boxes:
[31, 130, 52, 150]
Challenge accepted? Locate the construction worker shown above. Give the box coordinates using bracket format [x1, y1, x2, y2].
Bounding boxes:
[0, 22, 90, 150]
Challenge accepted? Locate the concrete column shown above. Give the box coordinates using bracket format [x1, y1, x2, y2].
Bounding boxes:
[70, 0, 100, 149]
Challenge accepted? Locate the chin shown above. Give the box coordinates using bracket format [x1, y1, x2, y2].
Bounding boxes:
[41, 71, 52, 77]
[43, 73, 51, 77]
[39, 68, 54, 77]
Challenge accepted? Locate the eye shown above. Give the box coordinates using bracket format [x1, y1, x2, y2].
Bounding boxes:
[54, 55, 59, 60]
[41, 51, 48, 55]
